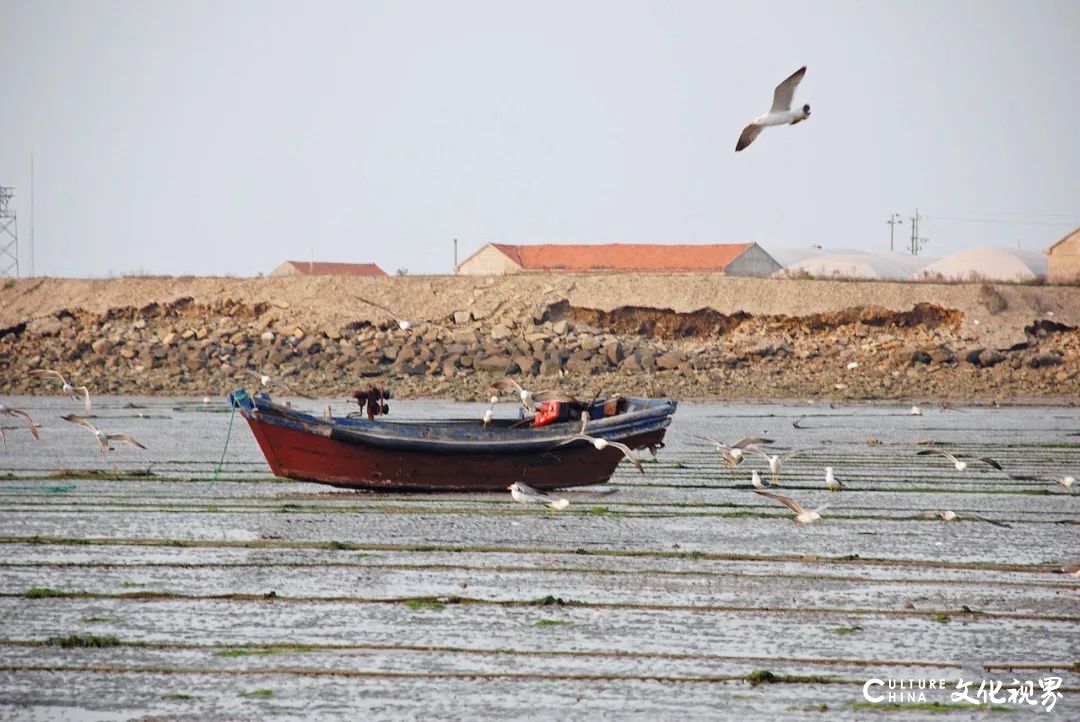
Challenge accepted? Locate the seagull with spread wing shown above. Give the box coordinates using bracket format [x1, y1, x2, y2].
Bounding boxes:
[735, 66, 811, 152]
[244, 369, 315, 399]
[355, 295, 414, 331]
[62, 414, 147, 454]
[0, 401, 39, 440]
[977, 456, 1038, 481]
[917, 448, 969, 471]
[754, 490, 828, 524]
[919, 510, 1012, 528]
[509, 482, 569, 511]
[560, 411, 644, 474]
[697, 435, 774, 468]
[751, 447, 810, 485]
[28, 369, 92, 413]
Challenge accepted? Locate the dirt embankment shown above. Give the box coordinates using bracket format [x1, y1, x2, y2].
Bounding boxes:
[1, 274, 1079, 402]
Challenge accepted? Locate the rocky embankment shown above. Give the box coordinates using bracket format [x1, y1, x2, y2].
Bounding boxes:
[1, 274, 1079, 402]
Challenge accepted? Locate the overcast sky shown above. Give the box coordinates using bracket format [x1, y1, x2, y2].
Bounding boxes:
[2, 0, 1078, 278]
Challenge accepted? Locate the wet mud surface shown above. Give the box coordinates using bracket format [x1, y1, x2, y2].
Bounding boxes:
[0, 396, 1077, 720]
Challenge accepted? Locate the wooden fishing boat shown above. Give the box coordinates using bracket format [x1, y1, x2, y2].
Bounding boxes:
[228, 388, 676, 491]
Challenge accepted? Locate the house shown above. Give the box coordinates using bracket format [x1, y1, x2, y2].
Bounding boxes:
[456, 243, 780, 277]
[1046, 226, 1080, 283]
[269, 261, 388, 277]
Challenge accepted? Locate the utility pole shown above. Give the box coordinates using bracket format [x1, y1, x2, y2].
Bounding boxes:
[453, 238, 458, 274]
[30, 153, 34, 277]
[0, 187, 18, 278]
[886, 212, 903, 252]
[908, 208, 928, 256]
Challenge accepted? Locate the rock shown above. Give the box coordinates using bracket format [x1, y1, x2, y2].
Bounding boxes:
[475, 355, 511, 373]
[28, 317, 63, 337]
[656, 351, 685, 370]
[910, 350, 932, 365]
[1028, 353, 1063, 368]
[964, 348, 985, 365]
[133, 319, 147, 330]
[977, 349, 1005, 368]
[453, 310, 472, 325]
[579, 334, 601, 352]
[91, 339, 112, 355]
[539, 355, 562, 377]
[602, 341, 624, 365]
[551, 320, 570, 336]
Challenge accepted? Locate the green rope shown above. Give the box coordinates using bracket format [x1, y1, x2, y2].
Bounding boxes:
[211, 404, 237, 487]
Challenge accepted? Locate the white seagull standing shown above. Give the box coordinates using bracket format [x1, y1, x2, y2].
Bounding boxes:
[29, 369, 92, 413]
[755, 490, 828, 524]
[735, 66, 811, 152]
[825, 466, 844, 492]
[509, 482, 569, 511]
[482, 395, 498, 427]
[62, 414, 147, 454]
[751, 470, 771, 490]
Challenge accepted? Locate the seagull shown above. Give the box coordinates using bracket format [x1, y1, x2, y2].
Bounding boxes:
[244, 369, 315, 399]
[751, 470, 772, 490]
[978, 456, 1038, 481]
[355, 295, 413, 331]
[0, 402, 39, 439]
[752, 447, 810, 485]
[735, 66, 810, 152]
[509, 482, 569, 511]
[919, 510, 1012, 528]
[917, 448, 968, 471]
[28, 369, 92, 413]
[61, 414, 147, 453]
[754, 490, 828, 524]
[846, 361, 859, 370]
[696, 435, 774, 468]
[482, 395, 498, 427]
[825, 466, 844, 492]
[490, 378, 535, 411]
[1058, 476, 1075, 490]
[561, 411, 644, 474]
[910, 405, 923, 416]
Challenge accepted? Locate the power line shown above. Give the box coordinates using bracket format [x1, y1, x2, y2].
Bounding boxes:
[923, 215, 1078, 227]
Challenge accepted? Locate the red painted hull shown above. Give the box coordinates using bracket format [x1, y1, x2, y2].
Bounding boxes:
[244, 414, 666, 492]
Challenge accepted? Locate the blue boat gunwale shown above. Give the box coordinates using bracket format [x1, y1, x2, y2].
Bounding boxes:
[229, 388, 677, 455]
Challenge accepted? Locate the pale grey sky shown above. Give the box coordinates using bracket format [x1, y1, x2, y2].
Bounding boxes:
[2, 0, 1078, 278]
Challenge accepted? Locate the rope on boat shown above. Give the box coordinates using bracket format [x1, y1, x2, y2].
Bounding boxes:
[211, 404, 237, 486]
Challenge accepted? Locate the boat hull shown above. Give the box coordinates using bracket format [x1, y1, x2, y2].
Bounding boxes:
[231, 390, 675, 492]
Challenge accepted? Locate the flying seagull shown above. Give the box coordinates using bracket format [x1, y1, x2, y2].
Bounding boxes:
[752, 447, 810, 485]
[919, 510, 1012, 528]
[978, 456, 1038, 481]
[355, 295, 413, 331]
[1058, 476, 1075, 490]
[61, 414, 147, 454]
[560, 411, 644, 474]
[244, 369, 315, 399]
[754, 490, 828, 524]
[917, 448, 969, 471]
[0, 402, 39, 440]
[697, 435, 774, 468]
[735, 66, 810, 152]
[509, 482, 569, 511]
[28, 369, 92, 413]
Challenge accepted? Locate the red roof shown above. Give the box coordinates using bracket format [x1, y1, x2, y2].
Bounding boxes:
[489, 243, 756, 272]
[283, 261, 387, 276]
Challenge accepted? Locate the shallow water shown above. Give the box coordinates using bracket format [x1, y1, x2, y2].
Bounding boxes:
[0, 395, 1077, 720]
